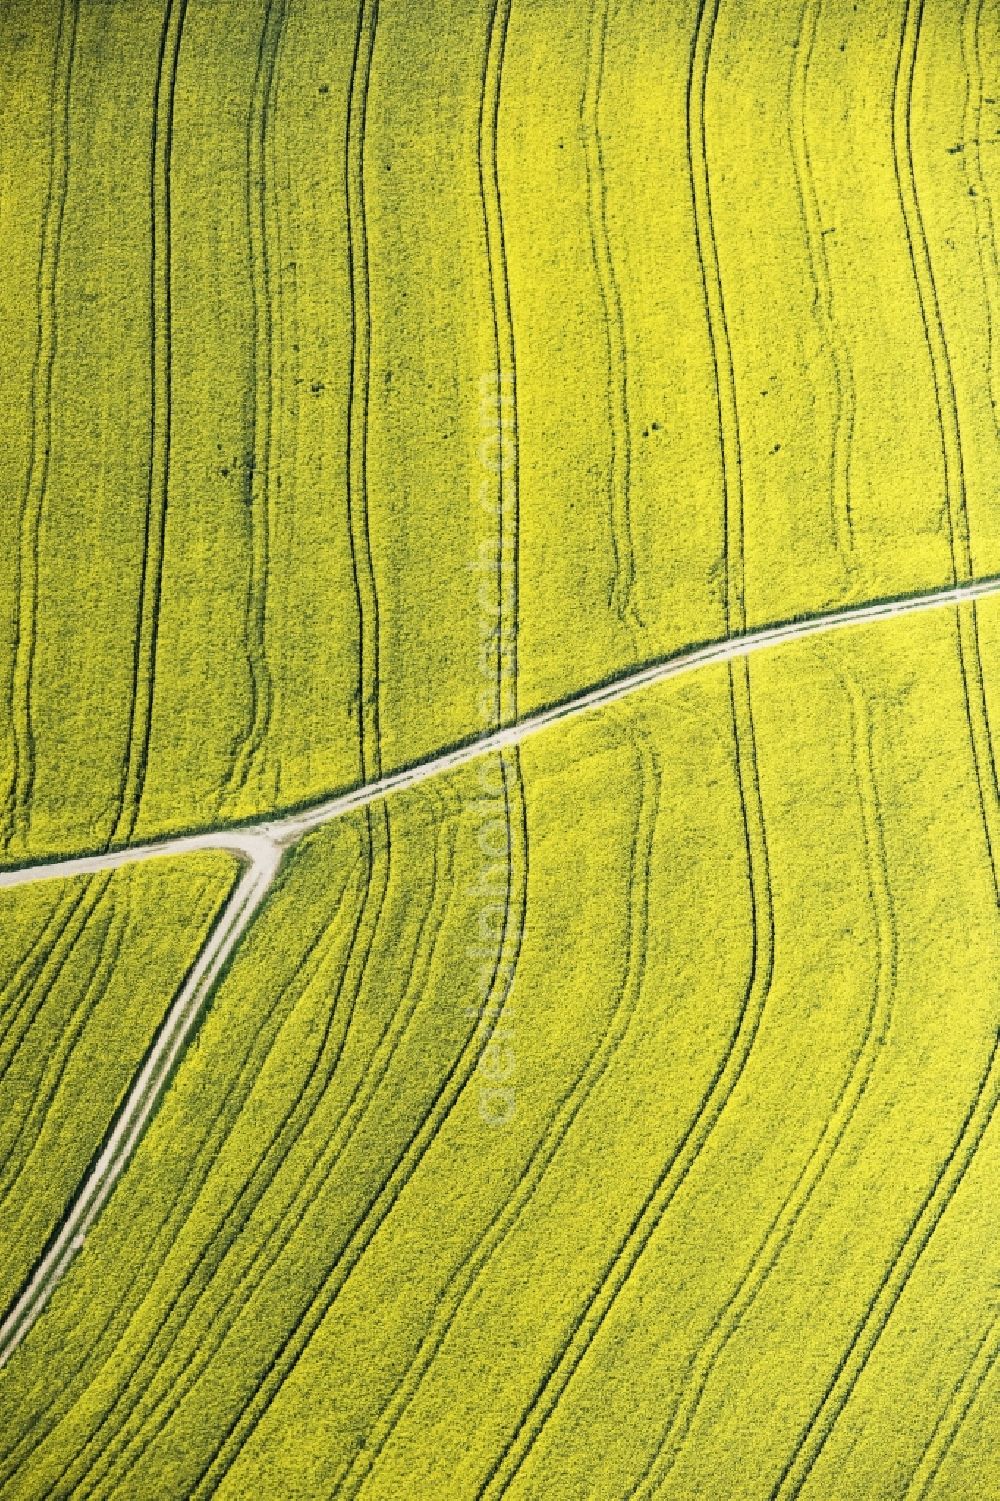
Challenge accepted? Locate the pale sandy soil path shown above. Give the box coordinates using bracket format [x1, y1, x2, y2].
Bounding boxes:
[2, 574, 998, 1365]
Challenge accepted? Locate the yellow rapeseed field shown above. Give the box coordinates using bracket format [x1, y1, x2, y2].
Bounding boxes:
[1, 1, 999, 1498]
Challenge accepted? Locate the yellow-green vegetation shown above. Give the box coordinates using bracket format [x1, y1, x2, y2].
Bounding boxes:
[3, 0, 1000, 1498]
[3, 0, 1000, 857]
[2, 613, 1000, 1499]
[0, 851, 238, 1315]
